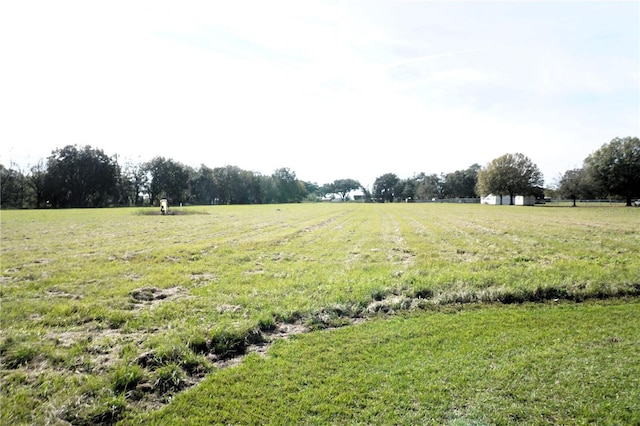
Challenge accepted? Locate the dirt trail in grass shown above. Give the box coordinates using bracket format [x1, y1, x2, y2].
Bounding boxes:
[122, 290, 414, 416]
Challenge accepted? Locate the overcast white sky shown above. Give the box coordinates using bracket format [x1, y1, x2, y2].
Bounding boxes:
[1, 1, 638, 188]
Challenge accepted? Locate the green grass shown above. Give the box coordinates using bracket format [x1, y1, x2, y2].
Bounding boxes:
[139, 300, 640, 425]
[1, 203, 639, 424]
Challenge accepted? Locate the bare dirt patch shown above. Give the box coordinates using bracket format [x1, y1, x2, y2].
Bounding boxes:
[130, 286, 184, 309]
[46, 288, 83, 300]
[189, 272, 217, 283]
[211, 322, 309, 368]
[216, 304, 243, 314]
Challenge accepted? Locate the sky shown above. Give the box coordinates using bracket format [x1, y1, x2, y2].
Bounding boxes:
[1, 1, 638, 189]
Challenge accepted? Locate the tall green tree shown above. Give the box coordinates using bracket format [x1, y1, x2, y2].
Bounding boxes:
[239, 169, 263, 204]
[272, 168, 306, 203]
[585, 137, 640, 206]
[332, 178, 361, 201]
[415, 173, 444, 200]
[443, 164, 481, 198]
[144, 157, 190, 205]
[373, 173, 400, 202]
[44, 145, 118, 208]
[121, 162, 148, 206]
[28, 160, 47, 208]
[258, 173, 279, 204]
[399, 174, 425, 201]
[1, 164, 27, 208]
[558, 168, 587, 207]
[212, 165, 259, 204]
[302, 181, 321, 201]
[318, 183, 336, 200]
[190, 165, 217, 205]
[476, 153, 543, 205]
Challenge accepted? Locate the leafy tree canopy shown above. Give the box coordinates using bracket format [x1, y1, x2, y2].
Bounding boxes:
[585, 136, 640, 206]
[331, 178, 361, 201]
[415, 173, 444, 200]
[44, 145, 118, 208]
[477, 153, 543, 204]
[373, 173, 401, 202]
[143, 157, 190, 205]
[443, 164, 481, 198]
[272, 167, 307, 203]
[558, 168, 586, 207]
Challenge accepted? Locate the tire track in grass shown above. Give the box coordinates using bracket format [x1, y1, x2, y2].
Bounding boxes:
[381, 209, 416, 268]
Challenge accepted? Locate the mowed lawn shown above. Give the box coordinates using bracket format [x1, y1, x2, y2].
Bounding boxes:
[142, 300, 640, 425]
[1, 203, 639, 424]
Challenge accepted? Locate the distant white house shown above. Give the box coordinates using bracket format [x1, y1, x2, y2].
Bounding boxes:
[481, 194, 535, 206]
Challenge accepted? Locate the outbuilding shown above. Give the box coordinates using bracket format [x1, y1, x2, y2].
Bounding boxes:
[515, 195, 535, 206]
[480, 194, 512, 205]
[481, 194, 535, 205]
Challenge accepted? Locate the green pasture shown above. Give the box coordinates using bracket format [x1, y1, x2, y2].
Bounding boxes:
[1, 203, 639, 424]
[144, 300, 640, 425]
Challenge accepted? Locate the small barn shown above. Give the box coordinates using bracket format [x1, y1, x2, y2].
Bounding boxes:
[481, 194, 536, 205]
[480, 194, 512, 205]
[515, 195, 535, 206]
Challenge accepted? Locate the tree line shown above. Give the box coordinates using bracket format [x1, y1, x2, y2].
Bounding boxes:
[0, 144, 479, 208]
[1, 146, 311, 208]
[1, 136, 638, 208]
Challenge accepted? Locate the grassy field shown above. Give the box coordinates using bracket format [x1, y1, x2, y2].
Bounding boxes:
[1, 203, 639, 424]
[142, 300, 640, 425]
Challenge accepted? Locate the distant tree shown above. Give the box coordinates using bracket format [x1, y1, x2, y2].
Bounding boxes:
[258, 173, 279, 204]
[558, 168, 588, 207]
[373, 173, 400, 202]
[400, 179, 414, 201]
[212, 166, 234, 204]
[302, 181, 321, 201]
[220, 165, 242, 204]
[144, 157, 189, 205]
[1, 163, 27, 208]
[28, 160, 47, 208]
[111, 160, 129, 206]
[272, 168, 307, 203]
[399, 175, 422, 201]
[476, 153, 543, 205]
[318, 183, 335, 200]
[332, 178, 361, 201]
[415, 173, 444, 200]
[240, 169, 263, 204]
[122, 162, 148, 206]
[360, 185, 373, 203]
[44, 145, 118, 208]
[443, 164, 480, 198]
[585, 137, 640, 206]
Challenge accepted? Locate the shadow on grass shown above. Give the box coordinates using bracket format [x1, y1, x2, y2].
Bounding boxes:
[134, 209, 209, 216]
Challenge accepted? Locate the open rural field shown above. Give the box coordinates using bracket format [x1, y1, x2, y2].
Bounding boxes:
[1, 203, 639, 424]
